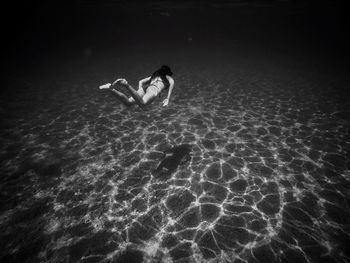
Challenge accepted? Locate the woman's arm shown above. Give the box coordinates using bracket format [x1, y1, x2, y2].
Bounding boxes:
[163, 76, 174, 106]
[138, 77, 151, 88]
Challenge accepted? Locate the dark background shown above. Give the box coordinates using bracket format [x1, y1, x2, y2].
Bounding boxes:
[4, 0, 349, 77]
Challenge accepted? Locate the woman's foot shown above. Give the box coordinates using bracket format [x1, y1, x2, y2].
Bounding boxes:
[99, 83, 111, 90]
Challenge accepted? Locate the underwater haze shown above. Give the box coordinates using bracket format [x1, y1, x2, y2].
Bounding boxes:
[2, 1, 350, 262]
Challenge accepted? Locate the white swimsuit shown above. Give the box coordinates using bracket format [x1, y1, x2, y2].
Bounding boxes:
[147, 77, 164, 96]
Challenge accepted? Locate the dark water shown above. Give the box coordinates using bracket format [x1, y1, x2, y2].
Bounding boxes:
[2, 1, 350, 263]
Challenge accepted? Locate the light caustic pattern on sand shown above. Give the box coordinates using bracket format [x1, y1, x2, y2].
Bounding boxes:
[0, 70, 349, 263]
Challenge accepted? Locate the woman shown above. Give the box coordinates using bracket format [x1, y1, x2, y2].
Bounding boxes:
[100, 65, 174, 107]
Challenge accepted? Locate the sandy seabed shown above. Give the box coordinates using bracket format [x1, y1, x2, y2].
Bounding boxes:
[1, 56, 350, 263]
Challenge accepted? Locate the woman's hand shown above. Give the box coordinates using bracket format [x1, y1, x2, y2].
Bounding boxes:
[162, 98, 169, 106]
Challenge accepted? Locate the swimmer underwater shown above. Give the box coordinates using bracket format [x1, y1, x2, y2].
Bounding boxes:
[99, 65, 175, 108]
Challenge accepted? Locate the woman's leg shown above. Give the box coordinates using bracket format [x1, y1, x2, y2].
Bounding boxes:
[123, 83, 147, 107]
[122, 82, 158, 107]
[108, 79, 145, 106]
[109, 88, 134, 106]
[140, 89, 157, 105]
[110, 79, 157, 107]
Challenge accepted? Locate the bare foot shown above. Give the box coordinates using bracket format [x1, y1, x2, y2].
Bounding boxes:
[99, 83, 111, 90]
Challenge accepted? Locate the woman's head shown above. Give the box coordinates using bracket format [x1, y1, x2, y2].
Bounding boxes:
[158, 65, 173, 76]
[149, 65, 173, 88]
[151, 65, 173, 79]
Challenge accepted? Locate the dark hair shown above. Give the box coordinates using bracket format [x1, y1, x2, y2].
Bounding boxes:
[148, 65, 173, 89]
